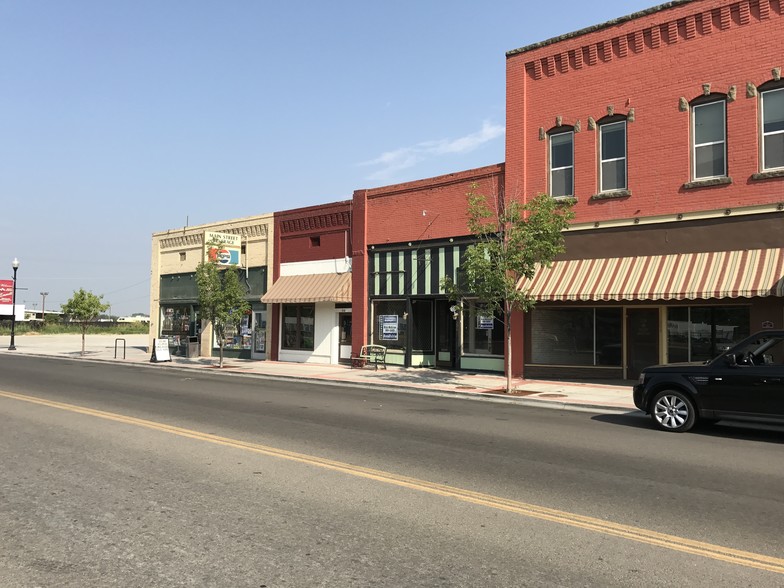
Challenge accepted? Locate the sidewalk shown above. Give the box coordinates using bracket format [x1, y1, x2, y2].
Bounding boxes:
[0, 334, 638, 413]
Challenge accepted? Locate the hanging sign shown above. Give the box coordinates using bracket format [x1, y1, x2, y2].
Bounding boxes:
[150, 338, 172, 363]
[0, 280, 12, 305]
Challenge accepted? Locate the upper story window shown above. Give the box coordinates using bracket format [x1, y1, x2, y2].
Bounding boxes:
[549, 130, 574, 197]
[761, 87, 784, 171]
[692, 100, 726, 180]
[599, 120, 626, 192]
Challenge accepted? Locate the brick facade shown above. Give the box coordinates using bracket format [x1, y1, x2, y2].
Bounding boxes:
[352, 166, 505, 362]
[506, 0, 784, 379]
[506, 0, 783, 222]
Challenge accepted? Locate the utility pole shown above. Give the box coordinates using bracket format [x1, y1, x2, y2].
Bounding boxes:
[41, 291, 48, 321]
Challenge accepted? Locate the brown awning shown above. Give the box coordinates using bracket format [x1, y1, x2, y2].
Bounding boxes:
[518, 249, 784, 301]
[261, 272, 352, 304]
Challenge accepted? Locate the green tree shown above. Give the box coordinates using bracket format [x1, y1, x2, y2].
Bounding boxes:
[61, 288, 110, 356]
[443, 186, 575, 393]
[195, 241, 250, 368]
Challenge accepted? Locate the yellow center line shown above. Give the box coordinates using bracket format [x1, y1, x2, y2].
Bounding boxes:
[2, 389, 783, 575]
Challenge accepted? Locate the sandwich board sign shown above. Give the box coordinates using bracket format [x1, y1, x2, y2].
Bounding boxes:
[150, 338, 172, 363]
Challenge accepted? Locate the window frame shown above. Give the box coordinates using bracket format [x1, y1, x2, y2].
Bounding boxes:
[691, 99, 727, 180]
[761, 86, 784, 172]
[460, 299, 504, 357]
[599, 120, 627, 192]
[281, 303, 315, 351]
[549, 129, 574, 197]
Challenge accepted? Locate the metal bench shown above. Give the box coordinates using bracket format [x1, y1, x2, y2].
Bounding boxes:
[351, 344, 387, 370]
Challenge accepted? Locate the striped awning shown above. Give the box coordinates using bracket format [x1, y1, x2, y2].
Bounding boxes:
[261, 272, 352, 304]
[519, 249, 784, 301]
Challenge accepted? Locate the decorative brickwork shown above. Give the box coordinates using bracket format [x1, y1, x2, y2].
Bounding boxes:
[280, 211, 351, 235]
[514, 1, 780, 80]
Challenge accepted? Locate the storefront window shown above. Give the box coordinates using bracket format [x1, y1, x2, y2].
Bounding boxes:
[462, 301, 503, 356]
[372, 300, 407, 351]
[215, 311, 253, 350]
[531, 308, 622, 366]
[667, 306, 750, 363]
[160, 305, 195, 352]
[282, 304, 315, 350]
[254, 310, 267, 353]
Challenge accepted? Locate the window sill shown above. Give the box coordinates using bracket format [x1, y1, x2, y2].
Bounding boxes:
[682, 177, 732, 190]
[590, 189, 631, 201]
[553, 195, 578, 204]
[751, 169, 784, 181]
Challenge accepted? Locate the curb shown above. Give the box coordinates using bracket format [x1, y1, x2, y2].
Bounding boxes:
[4, 350, 638, 414]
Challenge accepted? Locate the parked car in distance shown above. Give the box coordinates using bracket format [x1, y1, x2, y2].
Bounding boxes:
[633, 330, 784, 432]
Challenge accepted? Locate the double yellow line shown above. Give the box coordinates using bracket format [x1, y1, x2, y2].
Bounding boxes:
[2, 389, 783, 575]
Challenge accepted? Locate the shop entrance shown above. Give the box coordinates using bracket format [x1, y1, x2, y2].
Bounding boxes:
[338, 311, 353, 364]
[626, 308, 660, 380]
[435, 299, 456, 369]
[251, 310, 267, 360]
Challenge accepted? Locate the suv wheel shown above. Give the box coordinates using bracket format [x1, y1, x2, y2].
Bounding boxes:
[650, 390, 696, 432]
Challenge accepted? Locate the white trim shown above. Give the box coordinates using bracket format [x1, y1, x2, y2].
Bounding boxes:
[599, 121, 627, 192]
[761, 87, 784, 171]
[692, 100, 727, 180]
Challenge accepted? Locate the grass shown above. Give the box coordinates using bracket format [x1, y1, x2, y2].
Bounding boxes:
[0, 322, 150, 336]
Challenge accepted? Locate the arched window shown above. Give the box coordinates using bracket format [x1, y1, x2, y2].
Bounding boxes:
[759, 81, 784, 172]
[548, 126, 574, 197]
[691, 94, 727, 180]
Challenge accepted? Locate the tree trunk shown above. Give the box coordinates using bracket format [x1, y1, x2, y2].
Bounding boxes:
[219, 342, 224, 368]
[81, 326, 86, 357]
[505, 310, 512, 394]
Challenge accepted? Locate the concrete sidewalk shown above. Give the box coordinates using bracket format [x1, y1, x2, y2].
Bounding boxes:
[0, 334, 637, 412]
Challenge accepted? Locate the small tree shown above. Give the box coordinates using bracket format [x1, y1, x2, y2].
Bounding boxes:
[443, 186, 575, 393]
[61, 288, 110, 356]
[195, 241, 250, 368]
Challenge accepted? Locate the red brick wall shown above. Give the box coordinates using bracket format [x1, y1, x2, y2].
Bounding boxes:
[269, 201, 352, 360]
[506, 0, 784, 224]
[274, 202, 352, 268]
[279, 231, 350, 264]
[350, 165, 505, 356]
[364, 165, 505, 245]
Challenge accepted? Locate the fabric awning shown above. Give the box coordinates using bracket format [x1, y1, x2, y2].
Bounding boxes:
[518, 249, 784, 301]
[261, 272, 352, 304]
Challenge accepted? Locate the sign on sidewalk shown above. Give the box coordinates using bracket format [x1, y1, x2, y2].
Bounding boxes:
[150, 338, 172, 363]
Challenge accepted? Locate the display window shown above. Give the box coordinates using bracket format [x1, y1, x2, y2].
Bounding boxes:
[531, 307, 622, 366]
[462, 300, 503, 356]
[282, 304, 315, 350]
[372, 300, 407, 351]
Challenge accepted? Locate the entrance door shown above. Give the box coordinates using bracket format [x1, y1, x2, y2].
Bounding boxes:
[338, 312, 352, 364]
[435, 300, 456, 369]
[626, 308, 660, 380]
[251, 310, 267, 360]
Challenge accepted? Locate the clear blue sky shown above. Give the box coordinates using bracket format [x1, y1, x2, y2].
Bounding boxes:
[0, 0, 657, 316]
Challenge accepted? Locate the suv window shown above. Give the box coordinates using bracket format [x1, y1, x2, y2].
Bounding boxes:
[732, 335, 784, 366]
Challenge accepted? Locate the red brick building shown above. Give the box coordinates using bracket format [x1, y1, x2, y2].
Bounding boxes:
[352, 165, 505, 370]
[262, 201, 353, 364]
[506, 0, 784, 379]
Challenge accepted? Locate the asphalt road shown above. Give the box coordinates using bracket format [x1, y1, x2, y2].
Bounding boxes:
[1, 355, 782, 587]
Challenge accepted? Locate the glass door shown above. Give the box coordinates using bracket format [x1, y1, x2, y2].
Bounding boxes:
[251, 310, 267, 359]
[338, 312, 352, 363]
[435, 300, 456, 369]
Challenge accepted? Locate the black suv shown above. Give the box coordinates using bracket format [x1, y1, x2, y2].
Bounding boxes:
[633, 330, 784, 432]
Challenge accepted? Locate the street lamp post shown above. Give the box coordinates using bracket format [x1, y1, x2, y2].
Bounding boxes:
[8, 258, 19, 351]
[40, 291, 49, 322]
